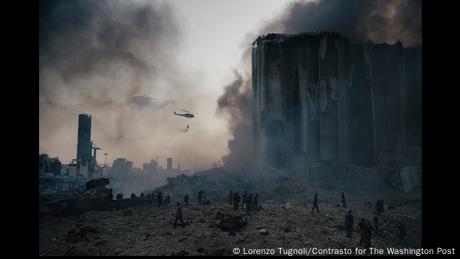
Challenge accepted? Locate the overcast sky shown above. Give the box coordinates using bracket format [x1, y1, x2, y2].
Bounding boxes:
[39, 0, 296, 170]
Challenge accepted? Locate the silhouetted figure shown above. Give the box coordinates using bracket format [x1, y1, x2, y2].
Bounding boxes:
[246, 194, 253, 211]
[345, 210, 354, 238]
[174, 202, 185, 228]
[364, 220, 373, 249]
[202, 190, 207, 205]
[131, 193, 136, 199]
[241, 191, 247, 209]
[311, 193, 319, 213]
[376, 200, 385, 215]
[357, 218, 366, 246]
[184, 194, 190, 207]
[228, 191, 233, 205]
[164, 195, 170, 206]
[342, 192, 346, 207]
[397, 222, 407, 246]
[152, 192, 156, 204]
[140, 192, 144, 199]
[233, 192, 240, 210]
[157, 192, 163, 207]
[374, 215, 379, 235]
[198, 190, 202, 205]
[116, 193, 123, 200]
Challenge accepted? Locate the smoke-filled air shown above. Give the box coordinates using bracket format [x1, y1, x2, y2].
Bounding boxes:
[40, 0, 423, 256]
[39, 0, 228, 170]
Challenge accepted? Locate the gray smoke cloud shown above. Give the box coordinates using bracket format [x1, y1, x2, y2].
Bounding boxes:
[39, 0, 223, 169]
[217, 71, 252, 169]
[217, 0, 421, 168]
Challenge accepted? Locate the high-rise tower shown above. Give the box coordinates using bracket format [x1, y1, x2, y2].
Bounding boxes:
[76, 114, 92, 165]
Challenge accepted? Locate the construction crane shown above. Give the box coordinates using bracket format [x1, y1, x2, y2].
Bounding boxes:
[92, 144, 102, 164]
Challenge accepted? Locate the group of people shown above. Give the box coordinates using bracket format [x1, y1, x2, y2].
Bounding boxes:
[356, 217, 375, 248]
[115, 193, 124, 200]
[118, 190, 202, 208]
[344, 199, 407, 248]
[137, 191, 171, 207]
[114, 191, 170, 207]
[307, 192, 407, 247]
[117, 188, 408, 247]
[227, 190, 259, 211]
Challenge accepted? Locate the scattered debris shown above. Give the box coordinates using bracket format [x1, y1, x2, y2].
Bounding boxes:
[259, 228, 269, 235]
[209, 211, 248, 232]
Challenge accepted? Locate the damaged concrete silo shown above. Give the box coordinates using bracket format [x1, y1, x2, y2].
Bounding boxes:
[252, 32, 421, 170]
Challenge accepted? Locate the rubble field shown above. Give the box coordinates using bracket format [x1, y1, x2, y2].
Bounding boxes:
[39, 191, 421, 256]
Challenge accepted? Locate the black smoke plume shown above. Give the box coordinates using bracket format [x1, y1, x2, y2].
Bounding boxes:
[217, 71, 252, 169]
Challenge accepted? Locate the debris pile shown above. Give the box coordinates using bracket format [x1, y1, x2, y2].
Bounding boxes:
[82, 178, 113, 199]
[40, 178, 114, 217]
[211, 211, 248, 232]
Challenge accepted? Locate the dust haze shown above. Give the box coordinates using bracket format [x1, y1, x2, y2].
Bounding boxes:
[39, 0, 227, 169]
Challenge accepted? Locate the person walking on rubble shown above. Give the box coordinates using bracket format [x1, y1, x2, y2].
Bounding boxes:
[345, 210, 354, 239]
[233, 192, 240, 210]
[341, 192, 346, 207]
[228, 191, 233, 205]
[184, 194, 190, 207]
[164, 195, 170, 206]
[246, 194, 253, 211]
[152, 192, 157, 205]
[357, 218, 366, 246]
[241, 190, 247, 209]
[374, 215, 379, 235]
[364, 220, 373, 249]
[157, 191, 163, 207]
[311, 193, 320, 213]
[397, 222, 407, 246]
[198, 190, 202, 205]
[173, 202, 185, 228]
[202, 190, 207, 205]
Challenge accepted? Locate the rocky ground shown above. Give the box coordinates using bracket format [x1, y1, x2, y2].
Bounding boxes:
[39, 190, 421, 256]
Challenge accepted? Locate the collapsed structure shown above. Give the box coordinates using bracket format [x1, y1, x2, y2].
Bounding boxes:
[252, 32, 421, 170]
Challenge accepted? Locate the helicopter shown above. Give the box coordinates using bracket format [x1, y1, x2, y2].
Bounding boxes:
[173, 109, 196, 118]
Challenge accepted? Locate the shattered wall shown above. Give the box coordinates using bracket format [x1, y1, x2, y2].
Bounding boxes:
[252, 32, 421, 170]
